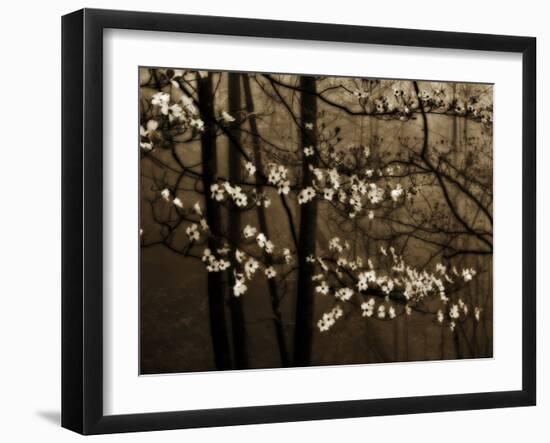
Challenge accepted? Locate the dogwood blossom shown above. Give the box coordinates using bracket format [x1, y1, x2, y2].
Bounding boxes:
[357, 273, 369, 291]
[243, 225, 257, 239]
[298, 187, 316, 204]
[367, 183, 384, 204]
[210, 184, 224, 201]
[323, 188, 334, 201]
[185, 223, 200, 241]
[335, 287, 354, 301]
[329, 237, 343, 253]
[221, 111, 235, 123]
[235, 249, 246, 264]
[233, 277, 248, 297]
[462, 268, 476, 282]
[390, 184, 404, 201]
[475, 307, 482, 321]
[449, 304, 460, 319]
[283, 248, 293, 264]
[193, 202, 202, 216]
[315, 281, 329, 295]
[245, 162, 256, 176]
[151, 92, 170, 114]
[161, 188, 171, 201]
[256, 233, 267, 248]
[244, 258, 259, 279]
[190, 118, 204, 131]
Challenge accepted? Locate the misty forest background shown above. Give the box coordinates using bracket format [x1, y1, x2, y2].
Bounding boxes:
[139, 68, 493, 374]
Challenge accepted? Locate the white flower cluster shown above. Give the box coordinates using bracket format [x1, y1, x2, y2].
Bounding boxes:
[231, 253, 277, 296]
[361, 298, 376, 317]
[150, 91, 204, 131]
[157, 191, 209, 239]
[151, 92, 170, 115]
[223, 182, 248, 207]
[256, 233, 274, 253]
[357, 270, 375, 291]
[308, 162, 395, 219]
[202, 248, 230, 273]
[390, 183, 404, 201]
[233, 272, 248, 297]
[373, 304, 397, 319]
[267, 164, 291, 195]
[309, 242, 480, 330]
[462, 268, 476, 282]
[328, 236, 344, 253]
[210, 182, 248, 207]
[139, 119, 158, 151]
[298, 187, 316, 204]
[200, 225, 288, 297]
[317, 306, 343, 332]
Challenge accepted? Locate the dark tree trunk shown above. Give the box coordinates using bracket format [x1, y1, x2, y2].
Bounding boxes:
[242, 75, 291, 367]
[293, 76, 319, 366]
[226, 72, 248, 369]
[198, 72, 232, 370]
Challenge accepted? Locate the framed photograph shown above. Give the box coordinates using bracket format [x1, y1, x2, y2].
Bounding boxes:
[62, 8, 536, 435]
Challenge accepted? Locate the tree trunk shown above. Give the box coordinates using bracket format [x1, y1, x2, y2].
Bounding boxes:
[198, 72, 232, 370]
[242, 75, 291, 367]
[293, 76, 319, 366]
[226, 72, 248, 369]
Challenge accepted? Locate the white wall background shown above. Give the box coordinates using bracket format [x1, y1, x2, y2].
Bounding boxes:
[0, 0, 545, 441]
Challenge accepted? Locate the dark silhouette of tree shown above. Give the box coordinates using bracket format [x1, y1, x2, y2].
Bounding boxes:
[227, 72, 248, 369]
[198, 72, 233, 370]
[293, 76, 319, 366]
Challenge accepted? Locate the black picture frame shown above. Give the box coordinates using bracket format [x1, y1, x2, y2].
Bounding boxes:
[62, 8, 536, 435]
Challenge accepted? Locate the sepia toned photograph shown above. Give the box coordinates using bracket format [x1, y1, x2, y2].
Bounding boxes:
[139, 67, 493, 374]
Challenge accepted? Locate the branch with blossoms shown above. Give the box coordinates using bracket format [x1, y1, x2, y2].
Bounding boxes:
[261, 74, 493, 128]
[306, 242, 481, 333]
